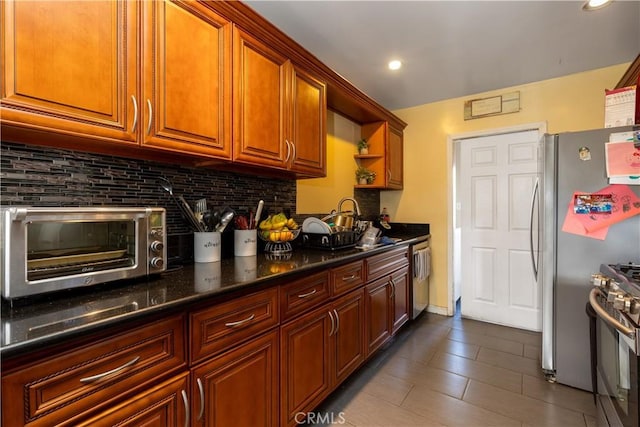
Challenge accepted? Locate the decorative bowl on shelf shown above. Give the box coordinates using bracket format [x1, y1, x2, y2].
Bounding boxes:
[259, 228, 300, 253]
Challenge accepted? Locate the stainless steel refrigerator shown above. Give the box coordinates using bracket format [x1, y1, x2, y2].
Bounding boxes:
[540, 126, 640, 391]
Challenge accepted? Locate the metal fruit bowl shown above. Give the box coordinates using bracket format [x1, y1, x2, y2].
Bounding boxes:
[259, 229, 300, 254]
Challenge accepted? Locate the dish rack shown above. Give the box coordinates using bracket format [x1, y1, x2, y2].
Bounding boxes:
[302, 230, 360, 251]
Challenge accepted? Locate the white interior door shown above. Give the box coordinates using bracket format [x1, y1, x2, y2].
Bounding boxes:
[459, 130, 541, 331]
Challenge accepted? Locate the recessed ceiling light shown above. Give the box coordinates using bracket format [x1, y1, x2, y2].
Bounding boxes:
[388, 60, 402, 71]
[582, 0, 613, 11]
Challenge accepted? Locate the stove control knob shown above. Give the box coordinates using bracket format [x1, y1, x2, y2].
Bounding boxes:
[150, 257, 164, 269]
[150, 240, 164, 253]
[591, 274, 609, 287]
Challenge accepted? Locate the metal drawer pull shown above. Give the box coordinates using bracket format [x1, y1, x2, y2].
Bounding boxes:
[79, 356, 140, 383]
[130, 95, 138, 132]
[333, 309, 340, 334]
[224, 313, 255, 327]
[389, 278, 396, 298]
[146, 99, 153, 135]
[297, 288, 317, 298]
[181, 390, 189, 427]
[328, 310, 335, 336]
[342, 274, 357, 281]
[197, 378, 205, 421]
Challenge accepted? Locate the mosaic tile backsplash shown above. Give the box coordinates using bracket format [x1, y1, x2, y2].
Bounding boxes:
[0, 142, 297, 235]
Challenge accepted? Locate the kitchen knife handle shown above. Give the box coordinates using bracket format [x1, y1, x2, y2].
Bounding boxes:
[529, 177, 539, 281]
[130, 95, 138, 133]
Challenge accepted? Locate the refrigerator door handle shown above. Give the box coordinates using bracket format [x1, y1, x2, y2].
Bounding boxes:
[529, 177, 539, 281]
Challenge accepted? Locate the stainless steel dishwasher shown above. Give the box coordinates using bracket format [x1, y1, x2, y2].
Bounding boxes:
[411, 237, 431, 318]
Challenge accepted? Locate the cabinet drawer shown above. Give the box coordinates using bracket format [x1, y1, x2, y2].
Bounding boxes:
[1, 315, 186, 427]
[280, 270, 330, 322]
[365, 246, 409, 282]
[330, 260, 364, 296]
[190, 287, 279, 363]
[76, 372, 189, 427]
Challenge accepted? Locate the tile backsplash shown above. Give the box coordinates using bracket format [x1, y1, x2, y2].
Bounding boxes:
[0, 142, 296, 234]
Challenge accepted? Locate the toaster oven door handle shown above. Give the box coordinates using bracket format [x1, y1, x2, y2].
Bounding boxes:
[79, 356, 141, 383]
[589, 288, 636, 338]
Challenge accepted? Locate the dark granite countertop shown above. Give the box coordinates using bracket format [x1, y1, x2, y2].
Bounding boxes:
[1, 229, 429, 358]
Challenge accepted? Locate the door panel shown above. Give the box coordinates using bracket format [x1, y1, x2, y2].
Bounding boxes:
[460, 130, 541, 330]
[2, 0, 137, 142]
[142, 0, 231, 158]
[233, 27, 288, 167]
[290, 65, 326, 175]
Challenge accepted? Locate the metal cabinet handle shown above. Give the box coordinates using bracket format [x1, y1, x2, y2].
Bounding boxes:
[285, 140, 291, 163]
[197, 377, 205, 421]
[297, 288, 317, 298]
[389, 278, 396, 298]
[342, 274, 357, 281]
[387, 169, 391, 182]
[290, 140, 296, 162]
[224, 313, 255, 328]
[181, 389, 189, 427]
[79, 356, 140, 383]
[333, 309, 340, 334]
[328, 310, 335, 336]
[146, 99, 153, 135]
[131, 95, 138, 133]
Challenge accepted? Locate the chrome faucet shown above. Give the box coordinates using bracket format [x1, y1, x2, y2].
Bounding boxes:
[337, 197, 361, 218]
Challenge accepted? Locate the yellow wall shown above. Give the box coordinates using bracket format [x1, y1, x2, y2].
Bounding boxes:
[387, 63, 629, 312]
[297, 111, 361, 213]
[298, 63, 629, 314]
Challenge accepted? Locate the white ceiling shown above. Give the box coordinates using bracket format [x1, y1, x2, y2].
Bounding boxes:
[244, 0, 640, 110]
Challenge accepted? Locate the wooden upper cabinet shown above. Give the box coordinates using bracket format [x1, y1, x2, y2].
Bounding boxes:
[233, 26, 288, 168]
[356, 121, 403, 189]
[387, 125, 404, 189]
[142, 0, 232, 159]
[289, 65, 327, 177]
[1, 0, 138, 144]
[233, 25, 326, 177]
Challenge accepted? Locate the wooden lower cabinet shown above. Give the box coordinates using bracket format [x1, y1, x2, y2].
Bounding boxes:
[331, 289, 366, 385]
[365, 277, 392, 356]
[191, 329, 279, 427]
[390, 266, 410, 335]
[280, 305, 332, 426]
[76, 372, 190, 427]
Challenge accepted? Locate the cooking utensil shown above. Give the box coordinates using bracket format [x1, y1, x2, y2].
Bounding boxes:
[158, 177, 204, 232]
[215, 210, 234, 232]
[254, 200, 264, 229]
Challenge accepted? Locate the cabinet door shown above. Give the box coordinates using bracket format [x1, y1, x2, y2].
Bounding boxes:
[76, 373, 189, 427]
[280, 306, 331, 427]
[192, 330, 279, 427]
[289, 64, 326, 176]
[390, 266, 410, 334]
[1, 0, 138, 144]
[233, 26, 288, 169]
[365, 278, 391, 357]
[142, 0, 231, 158]
[332, 289, 365, 385]
[386, 125, 404, 189]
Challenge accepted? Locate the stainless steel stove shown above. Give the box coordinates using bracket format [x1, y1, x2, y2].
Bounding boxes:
[590, 263, 640, 427]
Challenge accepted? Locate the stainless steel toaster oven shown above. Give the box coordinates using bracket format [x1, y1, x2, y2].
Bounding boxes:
[1, 207, 166, 299]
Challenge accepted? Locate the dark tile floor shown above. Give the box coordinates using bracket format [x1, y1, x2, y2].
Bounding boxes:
[304, 308, 596, 426]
